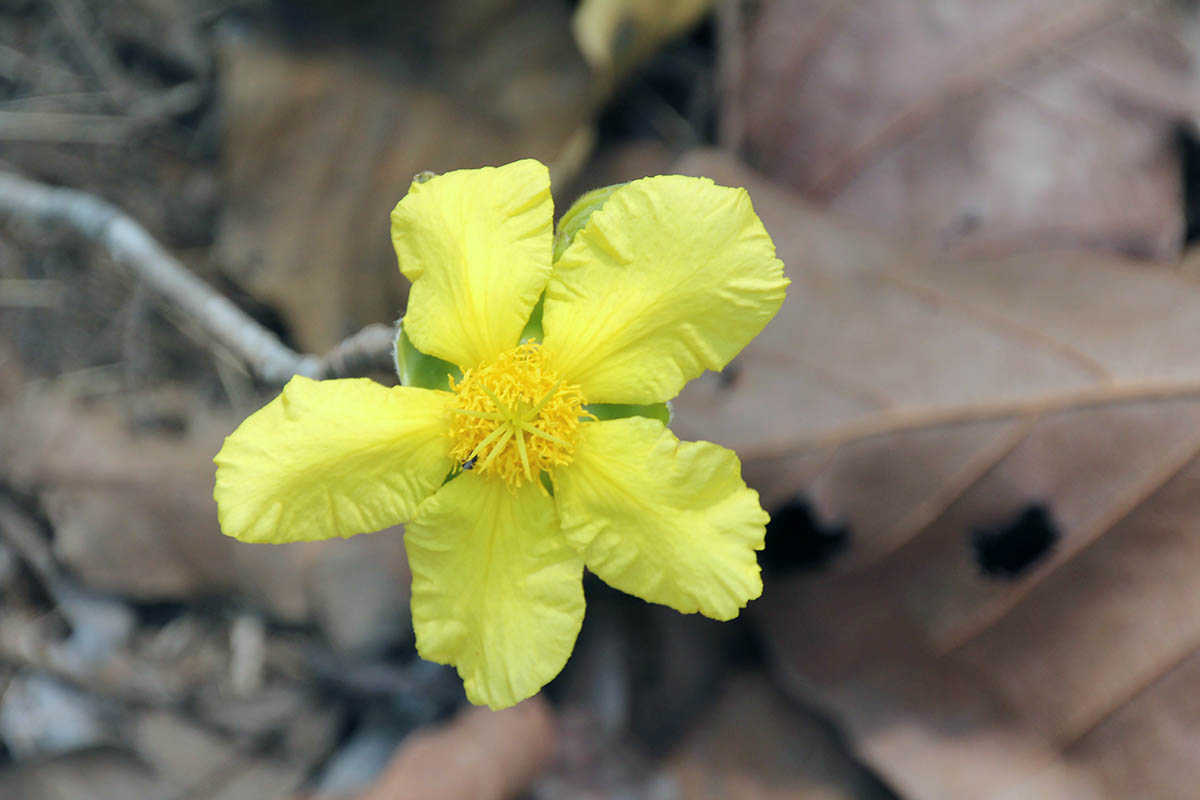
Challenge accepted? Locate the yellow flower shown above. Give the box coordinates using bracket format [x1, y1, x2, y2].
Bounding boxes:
[213, 159, 788, 709]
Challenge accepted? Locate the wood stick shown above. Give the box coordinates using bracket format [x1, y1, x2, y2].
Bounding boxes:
[0, 171, 395, 383]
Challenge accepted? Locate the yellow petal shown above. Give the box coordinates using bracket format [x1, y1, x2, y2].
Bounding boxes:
[555, 417, 767, 620]
[214, 377, 453, 543]
[406, 474, 584, 710]
[391, 160, 554, 370]
[543, 175, 788, 404]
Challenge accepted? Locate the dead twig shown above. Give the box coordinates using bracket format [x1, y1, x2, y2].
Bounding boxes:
[48, 0, 136, 106]
[0, 44, 83, 93]
[0, 172, 395, 383]
[317, 324, 397, 380]
[359, 697, 556, 800]
[0, 111, 134, 144]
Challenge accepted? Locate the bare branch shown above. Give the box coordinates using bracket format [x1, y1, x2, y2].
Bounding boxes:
[0, 171, 396, 384]
[48, 0, 136, 105]
[316, 323, 397, 379]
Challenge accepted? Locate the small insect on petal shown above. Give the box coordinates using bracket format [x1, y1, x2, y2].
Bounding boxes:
[462, 455, 478, 470]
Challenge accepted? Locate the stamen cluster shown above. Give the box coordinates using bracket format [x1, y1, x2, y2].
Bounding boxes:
[448, 343, 587, 488]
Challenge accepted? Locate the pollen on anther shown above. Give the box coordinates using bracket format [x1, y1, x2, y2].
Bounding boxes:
[447, 343, 587, 488]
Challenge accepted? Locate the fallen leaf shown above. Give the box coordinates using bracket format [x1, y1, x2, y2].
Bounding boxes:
[664, 674, 895, 800]
[732, 0, 1194, 260]
[357, 696, 556, 800]
[216, 9, 592, 353]
[130, 710, 242, 790]
[673, 150, 1200, 799]
[0, 391, 412, 637]
[0, 749, 166, 800]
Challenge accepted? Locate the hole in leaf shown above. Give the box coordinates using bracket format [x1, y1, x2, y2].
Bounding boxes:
[716, 359, 742, 389]
[1179, 124, 1200, 247]
[762, 496, 850, 575]
[971, 503, 1059, 579]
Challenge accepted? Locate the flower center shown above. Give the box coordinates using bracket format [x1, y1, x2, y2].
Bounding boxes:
[448, 342, 587, 488]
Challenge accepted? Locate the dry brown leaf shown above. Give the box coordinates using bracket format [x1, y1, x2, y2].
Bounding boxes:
[664, 674, 894, 800]
[357, 696, 555, 800]
[672, 150, 1200, 799]
[216, 11, 592, 353]
[733, 0, 1195, 260]
[0, 749, 165, 800]
[0, 392, 411, 634]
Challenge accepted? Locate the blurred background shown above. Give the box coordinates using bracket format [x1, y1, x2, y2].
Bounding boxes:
[3, 0, 1200, 797]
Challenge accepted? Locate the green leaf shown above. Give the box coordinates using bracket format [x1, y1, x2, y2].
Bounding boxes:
[394, 319, 461, 391]
[586, 402, 671, 425]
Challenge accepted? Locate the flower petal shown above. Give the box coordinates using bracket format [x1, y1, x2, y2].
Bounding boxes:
[392, 160, 554, 370]
[214, 377, 453, 543]
[555, 417, 767, 620]
[543, 175, 788, 404]
[406, 474, 585, 709]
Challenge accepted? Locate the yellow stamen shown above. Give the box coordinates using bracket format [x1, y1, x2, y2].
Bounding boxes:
[478, 427, 514, 471]
[520, 422, 569, 447]
[526, 380, 562, 417]
[447, 342, 589, 488]
[451, 408, 506, 421]
[480, 384, 512, 416]
[467, 423, 511, 462]
[514, 428, 531, 480]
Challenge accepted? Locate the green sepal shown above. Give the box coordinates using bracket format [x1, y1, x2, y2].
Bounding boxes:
[585, 402, 671, 425]
[554, 183, 627, 262]
[520, 295, 544, 343]
[393, 319, 461, 391]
